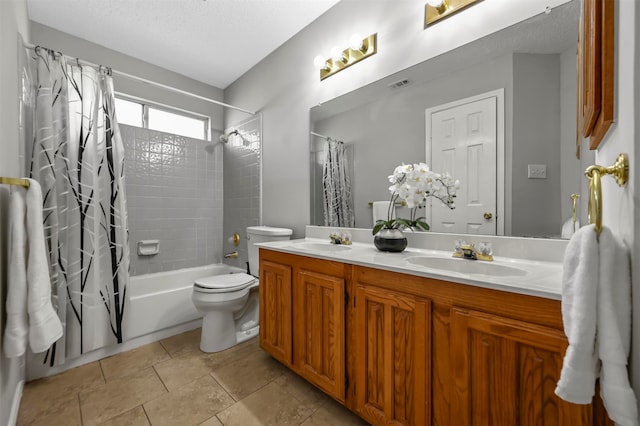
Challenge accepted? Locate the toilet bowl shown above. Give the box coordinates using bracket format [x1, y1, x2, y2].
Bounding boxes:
[192, 225, 292, 353]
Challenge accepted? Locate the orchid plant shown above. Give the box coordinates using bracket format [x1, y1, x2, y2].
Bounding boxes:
[372, 162, 459, 235]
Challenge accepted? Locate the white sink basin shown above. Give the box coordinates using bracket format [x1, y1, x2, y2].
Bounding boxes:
[406, 256, 527, 277]
[296, 243, 352, 252]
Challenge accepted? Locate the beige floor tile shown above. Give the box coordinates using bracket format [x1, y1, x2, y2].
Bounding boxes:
[216, 381, 315, 426]
[202, 336, 261, 370]
[99, 405, 150, 426]
[199, 416, 224, 426]
[80, 367, 166, 425]
[17, 392, 81, 426]
[275, 370, 330, 409]
[154, 351, 213, 391]
[159, 327, 201, 357]
[211, 349, 286, 400]
[144, 375, 235, 426]
[18, 361, 103, 424]
[100, 342, 170, 381]
[299, 399, 369, 426]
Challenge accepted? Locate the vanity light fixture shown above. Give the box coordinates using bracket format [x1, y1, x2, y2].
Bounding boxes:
[425, 0, 481, 27]
[314, 33, 377, 81]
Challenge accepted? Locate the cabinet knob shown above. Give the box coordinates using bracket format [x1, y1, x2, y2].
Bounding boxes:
[483, 212, 493, 220]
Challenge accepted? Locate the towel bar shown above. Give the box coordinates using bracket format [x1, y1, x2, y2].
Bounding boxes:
[585, 153, 628, 234]
[0, 177, 30, 188]
[368, 201, 406, 207]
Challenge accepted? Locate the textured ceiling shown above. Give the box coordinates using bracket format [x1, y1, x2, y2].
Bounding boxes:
[26, 0, 340, 89]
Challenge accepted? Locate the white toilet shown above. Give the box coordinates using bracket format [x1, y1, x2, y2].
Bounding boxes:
[192, 225, 293, 353]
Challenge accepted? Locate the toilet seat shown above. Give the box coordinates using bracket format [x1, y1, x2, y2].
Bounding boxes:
[194, 273, 257, 293]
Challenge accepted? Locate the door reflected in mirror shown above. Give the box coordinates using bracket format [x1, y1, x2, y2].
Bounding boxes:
[310, 0, 594, 239]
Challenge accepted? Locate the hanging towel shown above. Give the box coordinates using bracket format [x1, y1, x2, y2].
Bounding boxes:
[555, 224, 599, 403]
[596, 227, 638, 426]
[2, 179, 62, 357]
[3, 186, 29, 357]
[372, 201, 395, 225]
[556, 224, 639, 426]
[25, 179, 63, 353]
[561, 218, 580, 239]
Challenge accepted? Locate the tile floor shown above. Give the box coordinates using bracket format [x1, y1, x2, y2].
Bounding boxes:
[17, 329, 368, 426]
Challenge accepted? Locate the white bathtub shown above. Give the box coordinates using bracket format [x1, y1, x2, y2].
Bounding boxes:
[125, 263, 245, 340]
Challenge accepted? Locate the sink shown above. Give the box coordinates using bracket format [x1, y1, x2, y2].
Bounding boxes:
[296, 243, 352, 252]
[406, 256, 527, 277]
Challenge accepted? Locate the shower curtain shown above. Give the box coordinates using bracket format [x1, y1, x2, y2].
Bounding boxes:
[24, 47, 130, 366]
[322, 138, 355, 228]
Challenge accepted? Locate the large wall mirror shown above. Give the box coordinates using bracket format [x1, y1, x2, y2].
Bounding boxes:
[310, 0, 595, 239]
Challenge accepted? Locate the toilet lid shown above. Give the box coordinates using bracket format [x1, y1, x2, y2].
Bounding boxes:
[194, 273, 256, 292]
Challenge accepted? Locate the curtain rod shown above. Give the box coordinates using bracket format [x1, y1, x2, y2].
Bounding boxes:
[310, 131, 329, 139]
[24, 43, 256, 116]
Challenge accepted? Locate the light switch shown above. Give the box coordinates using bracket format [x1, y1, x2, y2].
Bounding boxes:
[527, 164, 547, 179]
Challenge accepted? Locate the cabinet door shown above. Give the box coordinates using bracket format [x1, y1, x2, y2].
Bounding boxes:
[354, 284, 430, 426]
[451, 308, 592, 425]
[259, 260, 292, 365]
[294, 270, 346, 401]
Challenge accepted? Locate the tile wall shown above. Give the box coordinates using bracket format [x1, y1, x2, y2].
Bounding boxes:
[222, 116, 262, 274]
[120, 125, 223, 275]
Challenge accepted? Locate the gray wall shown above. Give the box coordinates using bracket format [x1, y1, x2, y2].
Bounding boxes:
[511, 53, 562, 237]
[1, 1, 30, 423]
[222, 115, 262, 273]
[30, 23, 225, 138]
[121, 125, 223, 275]
[224, 0, 570, 237]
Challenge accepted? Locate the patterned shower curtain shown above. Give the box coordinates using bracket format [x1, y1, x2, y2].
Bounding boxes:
[24, 47, 130, 366]
[322, 138, 355, 228]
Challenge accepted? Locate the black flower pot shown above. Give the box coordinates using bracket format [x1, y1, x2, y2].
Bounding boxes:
[373, 228, 408, 253]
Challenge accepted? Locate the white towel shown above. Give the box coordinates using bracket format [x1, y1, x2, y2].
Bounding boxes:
[372, 201, 395, 225]
[25, 179, 63, 353]
[555, 224, 599, 403]
[597, 227, 638, 426]
[3, 186, 29, 357]
[561, 217, 580, 239]
[2, 179, 63, 357]
[555, 224, 639, 426]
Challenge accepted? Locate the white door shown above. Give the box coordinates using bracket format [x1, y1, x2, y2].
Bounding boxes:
[426, 91, 503, 235]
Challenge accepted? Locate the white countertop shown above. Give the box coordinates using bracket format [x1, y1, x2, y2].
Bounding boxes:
[257, 237, 564, 300]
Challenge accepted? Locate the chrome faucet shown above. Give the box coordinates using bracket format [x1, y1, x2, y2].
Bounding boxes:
[453, 242, 493, 261]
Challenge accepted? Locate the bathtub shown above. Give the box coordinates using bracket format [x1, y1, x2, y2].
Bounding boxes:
[125, 263, 245, 340]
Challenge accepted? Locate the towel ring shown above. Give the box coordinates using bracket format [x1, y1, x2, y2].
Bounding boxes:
[585, 153, 628, 234]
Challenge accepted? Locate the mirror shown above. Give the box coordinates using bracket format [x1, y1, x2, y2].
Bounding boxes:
[310, 0, 594, 238]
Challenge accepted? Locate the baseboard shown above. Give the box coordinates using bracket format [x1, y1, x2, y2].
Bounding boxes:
[7, 379, 24, 426]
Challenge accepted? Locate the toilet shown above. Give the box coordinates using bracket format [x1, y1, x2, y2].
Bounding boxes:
[192, 225, 293, 353]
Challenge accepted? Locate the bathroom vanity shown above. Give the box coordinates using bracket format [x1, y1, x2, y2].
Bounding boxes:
[258, 233, 611, 425]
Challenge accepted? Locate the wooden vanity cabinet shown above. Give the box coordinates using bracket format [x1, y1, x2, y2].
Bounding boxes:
[294, 267, 346, 401]
[259, 250, 609, 425]
[450, 308, 587, 425]
[259, 259, 293, 365]
[353, 283, 430, 425]
[259, 249, 347, 401]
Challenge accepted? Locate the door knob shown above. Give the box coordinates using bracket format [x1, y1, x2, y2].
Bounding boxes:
[483, 212, 493, 220]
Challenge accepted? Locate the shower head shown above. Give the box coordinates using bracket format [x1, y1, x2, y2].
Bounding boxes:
[219, 129, 239, 143]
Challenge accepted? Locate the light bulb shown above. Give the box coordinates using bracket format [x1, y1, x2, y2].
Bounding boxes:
[330, 46, 344, 62]
[313, 55, 327, 70]
[349, 34, 363, 51]
[426, 0, 444, 6]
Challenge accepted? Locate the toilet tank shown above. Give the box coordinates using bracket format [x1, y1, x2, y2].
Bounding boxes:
[246, 226, 292, 276]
